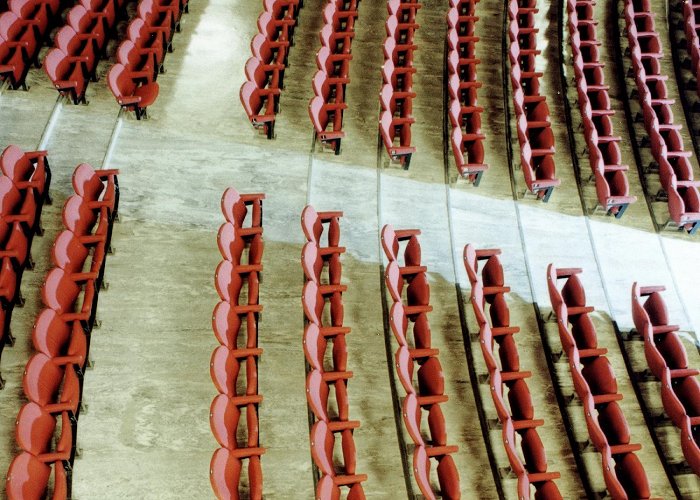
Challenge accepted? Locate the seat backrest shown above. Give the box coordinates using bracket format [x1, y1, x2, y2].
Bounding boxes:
[209, 448, 241, 499]
[6, 452, 51, 500]
[209, 394, 240, 449]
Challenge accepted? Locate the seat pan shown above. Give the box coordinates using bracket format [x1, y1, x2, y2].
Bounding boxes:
[134, 82, 159, 107]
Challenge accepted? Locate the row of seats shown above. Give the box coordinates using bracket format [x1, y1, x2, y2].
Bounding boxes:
[683, 0, 700, 102]
[210, 188, 266, 500]
[301, 205, 367, 499]
[547, 265, 652, 499]
[5, 162, 119, 500]
[241, 0, 302, 139]
[631, 284, 700, 476]
[565, 0, 636, 217]
[623, 0, 700, 234]
[379, 0, 421, 169]
[463, 245, 562, 499]
[0, 0, 62, 89]
[507, 0, 560, 202]
[380, 225, 460, 499]
[44, 0, 126, 104]
[447, 0, 488, 185]
[308, 0, 359, 154]
[108, 0, 189, 119]
[0, 145, 51, 389]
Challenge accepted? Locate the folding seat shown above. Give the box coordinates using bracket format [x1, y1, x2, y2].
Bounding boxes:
[221, 188, 264, 230]
[323, 1, 357, 33]
[51, 229, 102, 279]
[257, 10, 295, 45]
[446, 7, 477, 35]
[0, 35, 31, 89]
[127, 18, 166, 68]
[117, 40, 158, 83]
[72, 163, 118, 218]
[218, 227, 263, 272]
[306, 367, 353, 423]
[310, 420, 366, 496]
[403, 393, 453, 449]
[520, 143, 560, 201]
[215, 260, 262, 306]
[518, 116, 555, 156]
[382, 59, 416, 93]
[451, 127, 487, 184]
[250, 32, 288, 69]
[380, 109, 415, 168]
[0, 12, 41, 67]
[309, 95, 345, 154]
[41, 266, 98, 325]
[212, 300, 262, 350]
[317, 45, 351, 83]
[240, 80, 278, 138]
[1, 146, 49, 208]
[302, 280, 346, 328]
[303, 322, 350, 373]
[389, 302, 432, 350]
[108, 63, 160, 120]
[61, 195, 110, 248]
[6, 452, 68, 500]
[301, 205, 342, 248]
[210, 447, 264, 500]
[380, 225, 421, 265]
[80, 0, 118, 29]
[387, 0, 421, 28]
[246, 57, 283, 98]
[381, 82, 413, 117]
[614, 452, 651, 499]
[0, 176, 37, 234]
[302, 241, 341, 287]
[412, 445, 461, 500]
[667, 180, 700, 234]
[319, 23, 354, 56]
[447, 26, 478, 60]
[385, 261, 430, 307]
[22, 353, 80, 415]
[448, 73, 481, 110]
[54, 27, 98, 79]
[15, 401, 73, 463]
[210, 345, 261, 397]
[510, 64, 540, 97]
[210, 393, 263, 450]
[137, 0, 175, 50]
[32, 308, 87, 366]
[316, 474, 366, 500]
[394, 344, 438, 394]
[44, 49, 91, 105]
[67, 5, 110, 54]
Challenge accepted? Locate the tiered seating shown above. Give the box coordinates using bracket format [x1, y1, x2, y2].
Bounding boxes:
[240, 0, 302, 139]
[308, 0, 359, 154]
[565, 0, 636, 217]
[631, 283, 700, 476]
[0, 145, 51, 389]
[623, 0, 700, 234]
[379, 0, 420, 169]
[464, 245, 562, 499]
[301, 205, 367, 499]
[547, 265, 652, 499]
[44, 0, 126, 104]
[507, 0, 560, 201]
[447, 0, 487, 184]
[210, 188, 265, 500]
[380, 225, 460, 499]
[5, 163, 118, 500]
[0, 0, 62, 89]
[107, 0, 189, 118]
[683, 1, 700, 101]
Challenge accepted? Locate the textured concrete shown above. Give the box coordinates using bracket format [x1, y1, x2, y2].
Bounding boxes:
[0, 0, 697, 497]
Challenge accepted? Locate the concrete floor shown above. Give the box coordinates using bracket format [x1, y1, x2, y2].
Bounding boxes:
[0, 0, 698, 498]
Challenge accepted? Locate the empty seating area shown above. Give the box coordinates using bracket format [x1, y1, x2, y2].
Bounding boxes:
[631, 283, 700, 476]
[379, 0, 421, 169]
[307, 0, 359, 154]
[5, 162, 118, 499]
[464, 245, 561, 499]
[108, 0, 190, 118]
[44, 0, 125, 104]
[682, 0, 700, 102]
[622, 0, 700, 234]
[0, 0, 63, 90]
[301, 206, 367, 498]
[565, 0, 636, 217]
[381, 225, 461, 499]
[0, 145, 51, 389]
[240, 0, 302, 139]
[507, 0, 560, 201]
[547, 266, 652, 499]
[210, 188, 265, 500]
[447, 0, 487, 184]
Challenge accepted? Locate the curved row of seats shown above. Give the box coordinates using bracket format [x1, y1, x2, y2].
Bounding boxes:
[565, 0, 636, 217]
[0, 145, 51, 389]
[0, 0, 62, 90]
[507, 0, 560, 202]
[380, 225, 460, 499]
[241, 0, 302, 139]
[464, 245, 561, 499]
[447, 0, 487, 185]
[622, 0, 700, 234]
[683, 0, 700, 102]
[210, 188, 266, 500]
[631, 284, 700, 476]
[308, 0, 359, 154]
[547, 265, 652, 499]
[379, 0, 420, 169]
[44, 0, 126, 104]
[301, 205, 367, 499]
[108, 0, 189, 119]
[5, 162, 118, 500]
